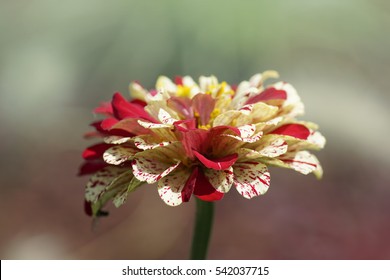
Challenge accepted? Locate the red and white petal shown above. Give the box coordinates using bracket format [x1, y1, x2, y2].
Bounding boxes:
[233, 162, 270, 199]
[193, 151, 238, 170]
[279, 151, 319, 175]
[82, 143, 113, 160]
[157, 167, 191, 206]
[158, 108, 178, 125]
[103, 136, 132, 144]
[138, 119, 171, 129]
[237, 125, 263, 143]
[133, 136, 172, 150]
[132, 159, 181, 184]
[203, 167, 234, 193]
[238, 124, 256, 138]
[103, 146, 138, 165]
[240, 103, 279, 122]
[256, 136, 288, 157]
[85, 166, 126, 202]
[245, 86, 287, 105]
[307, 130, 326, 149]
[271, 123, 310, 140]
[132, 145, 183, 183]
[274, 82, 305, 117]
[167, 96, 193, 119]
[145, 100, 180, 122]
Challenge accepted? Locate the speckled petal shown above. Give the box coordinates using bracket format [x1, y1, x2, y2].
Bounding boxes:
[103, 136, 132, 144]
[193, 151, 238, 170]
[103, 146, 138, 165]
[85, 166, 127, 203]
[157, 167, 191, 206]
[279, 151, 319, 175]
[132, 144, 183, 183]
[237, 125, 263, 143]
[158, 108, 178, 125]
[133, 135, 172, 150]
[271, 123, 310, 140]
[239, 103, 279, 122]
[204, 167, 234, 193]
[138, 120, 171, 129]
[256, 136, 288, 157]
[233, 162, 270, 199]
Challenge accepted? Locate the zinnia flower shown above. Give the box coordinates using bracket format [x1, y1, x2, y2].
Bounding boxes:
[80, 71, 325, 216]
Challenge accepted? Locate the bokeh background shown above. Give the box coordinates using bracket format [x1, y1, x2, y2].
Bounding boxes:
[1, 0, 390, 259]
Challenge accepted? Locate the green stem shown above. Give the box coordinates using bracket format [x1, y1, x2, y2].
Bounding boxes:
[190, 198, 214, 260]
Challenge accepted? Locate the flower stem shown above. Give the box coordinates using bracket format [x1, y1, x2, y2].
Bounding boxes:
[190, 198, 214, 260]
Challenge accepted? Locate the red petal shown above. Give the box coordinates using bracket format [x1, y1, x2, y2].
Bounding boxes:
[167, 96, 193, 119]
[93, 101, 113, 115]
[270, 124, 310, 140]
[194, 169, 224, 202]
[84, 200, 93, 216]
[90, 121, 107, 133]
[175, 76, 183, 85]
[130, 99, 147, 107]
[193, 151, 238, 170]
[245, 87, 287, 105]
[181, 167, 198, 202]
[112, 92, 152, 121]
[173, 119, 197, 132]
[101, 117, 119, 130]
[209, 125, 241, 137]
[111, 118, 150, 135]
[192, 94, 216, 126]
[82, 143, 112, 160]
[180, 129, 209, 158]
[78, 161, 108, 176]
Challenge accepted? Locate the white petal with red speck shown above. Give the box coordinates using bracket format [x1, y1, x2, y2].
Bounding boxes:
[237, 124, 263, 143]
[204, 167, 234, 193]
[85, 167, 126, 203]
[132, 158, 181, 184]
[103, 136, 132, 144]
[279, 151, 319, 175]
[158, 108, 178, 125]
[233, 162, 270, 199]
[157, 168, 191, 206]
[138, 120, 171, 129]
[132, 145, 183, 183]
[240, 103, 279, 122]
[103, 146, 138, 165]
[256, 137, 288, 157]
[133, 136, 172, 150]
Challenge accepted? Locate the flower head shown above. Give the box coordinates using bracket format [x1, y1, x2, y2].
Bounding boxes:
[80, 71, 325, 216]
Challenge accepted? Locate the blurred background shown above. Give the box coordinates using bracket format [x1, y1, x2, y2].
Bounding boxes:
[1, 0, 390, 259]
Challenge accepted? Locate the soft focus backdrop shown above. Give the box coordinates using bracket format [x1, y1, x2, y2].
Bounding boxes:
[1, 0, 390, 259]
